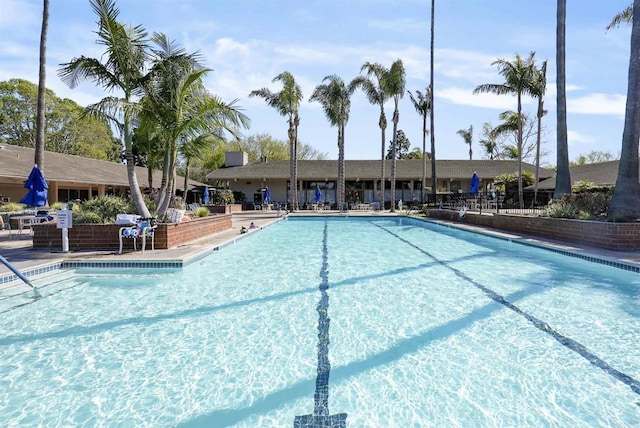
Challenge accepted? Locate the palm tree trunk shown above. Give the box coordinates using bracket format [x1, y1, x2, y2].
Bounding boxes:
[430, 0, 437, 203]
[534, 99, 543, 204]
[338, 124, 345, 209]
[294, 115, 300, 210]
[124, 105, 151, 218]
[379, 110, 387, 208]
[554, 0, 572, 199]
[421, 114, 427, 203]
[288, 119, 296, 211]
[35, 0, 49, 171]
[608, 0, 640, 221]
[517, 93, 524, 208]
[390, 107, 399, 212]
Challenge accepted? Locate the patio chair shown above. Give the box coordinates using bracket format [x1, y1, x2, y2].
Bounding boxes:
[118, 217, 156, 254]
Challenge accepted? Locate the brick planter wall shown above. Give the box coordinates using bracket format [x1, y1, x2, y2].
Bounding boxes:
[206, 204, 243, 214]
[32, 214, 232, 251]
[425, 209, 640, 251]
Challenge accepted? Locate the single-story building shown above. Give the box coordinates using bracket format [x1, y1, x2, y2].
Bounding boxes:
[533, 160, 621, 195]
[206, 151, 555, 208]
[0, 144, 203, 205]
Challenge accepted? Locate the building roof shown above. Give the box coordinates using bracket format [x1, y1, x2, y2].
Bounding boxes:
[206, 159, 555, 181]
[534, 160, 621, 191]
[0, 144, 201, 190]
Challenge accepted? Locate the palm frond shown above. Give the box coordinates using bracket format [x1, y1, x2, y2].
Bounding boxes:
[606, 5, 632, 31]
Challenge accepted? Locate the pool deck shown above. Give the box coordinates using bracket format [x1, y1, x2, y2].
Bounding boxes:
[2, 210, 640, 289]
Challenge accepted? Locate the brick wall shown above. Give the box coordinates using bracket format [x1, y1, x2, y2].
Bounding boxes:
[426, 209, 640, 251]
[32, 214, 232, 251]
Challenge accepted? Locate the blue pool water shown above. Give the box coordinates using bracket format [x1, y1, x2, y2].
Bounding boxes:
[1, 216, 640, 427]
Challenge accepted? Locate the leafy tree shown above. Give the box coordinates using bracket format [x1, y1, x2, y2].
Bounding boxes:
[59, 0, 152, 218]
[386, 130, 411, 159]
[473, 52, 537, 207]
[250, 72, 303, 210]
[555, 0, 571, 199]
[406, 147, 424, 159]
[491, 110, 540, 162]
[408, 86, 431, 201]
[609, 0, 640, 220]
[456, 125, 473, 160]
[233, 133, 326, 161]
[0, 79, 118, 160]
[570, 151, 618, 166]
[310, 75, 356, 209]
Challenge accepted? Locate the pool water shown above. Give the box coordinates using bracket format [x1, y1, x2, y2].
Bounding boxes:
[1, 216, 640, 427]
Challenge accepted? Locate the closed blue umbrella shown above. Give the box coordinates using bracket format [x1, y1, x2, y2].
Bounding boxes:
[19, 164, 48, 207]
[263, 187, 271, 203]
[202, 186, 210, 204]
[470, 171, 480, 195]
[314, 185, 322, 204]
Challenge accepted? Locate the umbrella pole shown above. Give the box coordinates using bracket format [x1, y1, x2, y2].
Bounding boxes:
[0, 255, 41, 299]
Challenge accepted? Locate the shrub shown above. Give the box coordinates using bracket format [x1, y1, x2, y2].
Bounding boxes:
[72, 211, 103, 224]
[212, 189, 234, 205]
[195, 207, 209, 217]
[0, 202, 26, 212]
[232, 191, 246, 203]
[547, 201, 580, 219]
[547, 192, 612, 220]
[51, 202, 64, 210]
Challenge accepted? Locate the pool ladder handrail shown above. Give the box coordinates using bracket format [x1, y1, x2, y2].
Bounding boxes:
[0, 255, 41, 299]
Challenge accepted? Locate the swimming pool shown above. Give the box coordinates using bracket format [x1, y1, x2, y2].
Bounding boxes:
[1, 216, 639, 426]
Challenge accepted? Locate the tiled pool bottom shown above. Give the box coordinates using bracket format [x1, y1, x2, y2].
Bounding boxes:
[2, 216, 640, 426]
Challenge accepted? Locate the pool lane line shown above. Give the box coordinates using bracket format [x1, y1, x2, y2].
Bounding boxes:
[373, 221, 640, 396]
[294, 221, 348, 426]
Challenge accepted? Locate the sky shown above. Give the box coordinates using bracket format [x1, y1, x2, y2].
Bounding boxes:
[0, 0, 633, 166]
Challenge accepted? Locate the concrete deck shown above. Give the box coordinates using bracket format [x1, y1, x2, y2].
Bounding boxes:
[2, 210, 640, 289]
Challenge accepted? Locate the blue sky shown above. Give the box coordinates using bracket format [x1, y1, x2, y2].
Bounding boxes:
[0, 0, 632, 165]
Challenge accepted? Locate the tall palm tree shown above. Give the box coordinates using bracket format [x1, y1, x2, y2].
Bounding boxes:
[408, 87, 432, 202]
[250, 72, 303, 210]
[457, 125, 473, 160]
[386, 59, 406, 211]
[430, 0, 436, 202]
[59, 0, 151, 217]
[353, 62, 390, 207]
[609, 0, 640, 221]
[473, 52, 536, 207]
[555, 0, 571, 200]
[310, 75, 355, 209]
[35, 0, 49, 171]
[530, 60, 548, 203]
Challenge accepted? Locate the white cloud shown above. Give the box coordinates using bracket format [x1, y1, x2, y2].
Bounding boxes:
[368, 18, 425, 33]
[437, 86, 535, 110]
[567, 93, 626, 115]
[567, 130, 595, 146]
[0, 0, 37, 29]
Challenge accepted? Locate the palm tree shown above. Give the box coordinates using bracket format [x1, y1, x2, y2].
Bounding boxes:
[479, 122, 499, 160]
[352, 62, 390, 208]
[457, 125, 473, 160]
[408, 87, 432, 202]
[530, 60, 548, 203]
[430, 0, 437, 201]
[609, 0, 640, 221]
[473, 52, 537, 207]
[386, 60, 406, 212]
[35, 0, 49, 171]
[607, 4, 632, 30]
[59, 0, 151, 217]
[310, 75, 355, 209]
[555, 0, 571, 200]
[146, 34, 249, 216]
[250, 72, 303, 210]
